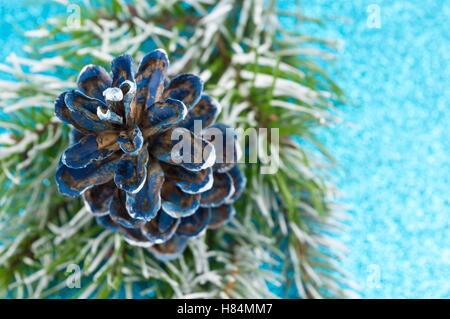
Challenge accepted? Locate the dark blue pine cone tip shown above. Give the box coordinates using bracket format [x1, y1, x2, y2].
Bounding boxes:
[54, 49, 246, 261]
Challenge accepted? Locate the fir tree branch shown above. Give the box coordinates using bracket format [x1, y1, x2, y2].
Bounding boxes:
[0, 0, 357, 298]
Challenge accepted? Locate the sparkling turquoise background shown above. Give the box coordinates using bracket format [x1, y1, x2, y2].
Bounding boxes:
[293, 0, 450, 298]
[1, 0, 449, 298]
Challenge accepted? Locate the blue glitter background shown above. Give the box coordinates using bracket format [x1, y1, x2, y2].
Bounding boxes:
[295, 0, 450, 298]
[1, 0, 449, 298]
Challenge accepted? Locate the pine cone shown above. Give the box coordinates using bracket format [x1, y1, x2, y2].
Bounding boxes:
[54, 49, 246, 260]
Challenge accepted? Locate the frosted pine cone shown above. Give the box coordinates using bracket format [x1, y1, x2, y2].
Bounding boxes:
[54, 49, 246, 260]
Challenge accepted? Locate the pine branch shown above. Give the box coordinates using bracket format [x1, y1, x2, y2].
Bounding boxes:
[0, 0, 357, 298]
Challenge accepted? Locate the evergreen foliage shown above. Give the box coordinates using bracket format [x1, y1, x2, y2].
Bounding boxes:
[0, 0, 356, 298]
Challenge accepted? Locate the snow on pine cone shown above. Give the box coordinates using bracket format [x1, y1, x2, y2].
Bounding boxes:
[54, 49, 246, 260]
